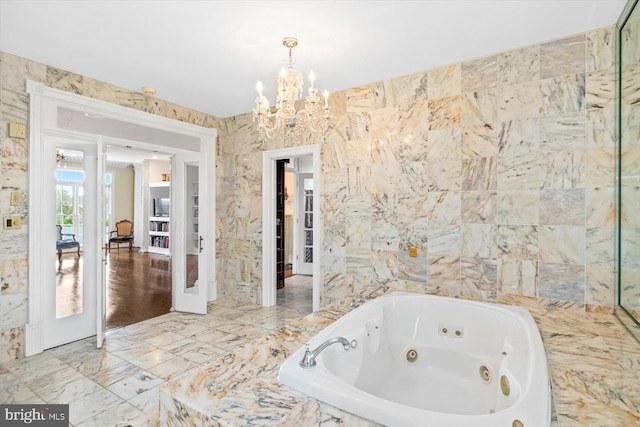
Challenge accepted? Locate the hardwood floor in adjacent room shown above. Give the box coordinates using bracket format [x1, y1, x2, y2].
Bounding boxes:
[106, 250, 172, 329]
[56, 251, 310, 331]
[56, 250, 172, 330]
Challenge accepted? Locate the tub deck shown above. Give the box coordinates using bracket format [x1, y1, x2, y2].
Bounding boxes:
[160, 294, 640, 426]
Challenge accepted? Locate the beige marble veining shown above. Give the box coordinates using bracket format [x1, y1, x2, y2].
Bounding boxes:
[539, 263, 585, 302]
[539, 150, 586, 189]
[540, 189, 585, 225]
[460, 257, 497, 299]
[428, 95, 460, 130]
[587, 27, 615, 72]
[371, 70, 427, 108]
[587, 224, 616, 265]
[540, 34, 586, 80]
[585, 264, 615, 309]
[462, 124, 498, 158]
[461, 55, 497, 93]
[498, 45, 540, 86]
[540, 73, 585, 116]
[539, 225, 586, 265]
[461, 223, 498, 259]
[539, 112, 586, 151]
[461, 190, 496, 224]
[496, 225, 538, 260]
[586, 147, 616, 187]
[497, 153, 539, 190]
[497, 81, 541, 121]
[461, 157, 497, 191]
[497, 190, 538, 225]
[427, 64, 461, 100]
[498, 259, 538, 297]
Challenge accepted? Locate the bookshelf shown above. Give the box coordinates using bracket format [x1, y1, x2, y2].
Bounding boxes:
[149, 182, 170, 255]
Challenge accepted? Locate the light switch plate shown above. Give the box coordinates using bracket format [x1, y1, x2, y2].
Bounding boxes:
[8, 123, 26, 139]
[409, 246, 418, 257]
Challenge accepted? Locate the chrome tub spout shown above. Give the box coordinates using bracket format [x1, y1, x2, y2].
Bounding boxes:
[367, 284, 390, 299]
[299, 337, 353, 368]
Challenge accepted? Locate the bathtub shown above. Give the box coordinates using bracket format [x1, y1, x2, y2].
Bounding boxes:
[278, 292, 550, 427]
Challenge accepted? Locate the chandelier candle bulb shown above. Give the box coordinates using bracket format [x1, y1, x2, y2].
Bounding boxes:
[324, 90, 329, 108]
[280, 67, 287, 92]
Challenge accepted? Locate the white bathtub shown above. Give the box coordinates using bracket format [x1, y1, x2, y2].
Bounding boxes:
[278, 292, 550, 427]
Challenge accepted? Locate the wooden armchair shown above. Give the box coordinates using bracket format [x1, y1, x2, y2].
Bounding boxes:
[108, 220, 134, 252]
[56, 224, 80, 262]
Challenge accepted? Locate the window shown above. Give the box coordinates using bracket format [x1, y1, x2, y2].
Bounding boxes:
[56, 169, 85, 245]
[55, 169, 114, 246]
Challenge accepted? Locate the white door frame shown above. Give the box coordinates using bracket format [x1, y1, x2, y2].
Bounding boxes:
[96, 138, 107, 348]
[25, 80, 217, 356]
[262, 145, 321, 311]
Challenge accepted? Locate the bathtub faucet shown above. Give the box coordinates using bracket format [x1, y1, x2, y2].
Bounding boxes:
[299, 337, 353, 368]
[366, 284, 389, 299]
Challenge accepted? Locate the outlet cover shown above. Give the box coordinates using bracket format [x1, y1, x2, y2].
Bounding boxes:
[3, 216, 21, 230]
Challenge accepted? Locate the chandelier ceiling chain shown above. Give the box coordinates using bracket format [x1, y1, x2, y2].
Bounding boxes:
[253, 37, 330, 142]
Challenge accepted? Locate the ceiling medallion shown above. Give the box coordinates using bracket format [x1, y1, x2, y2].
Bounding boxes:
[253, 37, 330, 142]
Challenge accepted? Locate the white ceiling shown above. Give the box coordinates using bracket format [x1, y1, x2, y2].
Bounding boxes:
[0, 1, 627, 119]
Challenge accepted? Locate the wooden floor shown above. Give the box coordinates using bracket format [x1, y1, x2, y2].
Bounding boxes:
[106, 250, 172, 329]
[55, 250, 305, 331]
[56, 250, 172, 330]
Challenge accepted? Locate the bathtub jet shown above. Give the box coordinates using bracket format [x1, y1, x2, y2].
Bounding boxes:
[278, 292, 550, 427]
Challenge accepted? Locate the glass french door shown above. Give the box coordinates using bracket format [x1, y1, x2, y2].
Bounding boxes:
[172, 153, 208, 314]
[42, 133, 101, 349]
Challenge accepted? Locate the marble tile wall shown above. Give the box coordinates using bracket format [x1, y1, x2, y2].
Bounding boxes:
[218, 27, 618, 311]
[0, 24, 619, 362]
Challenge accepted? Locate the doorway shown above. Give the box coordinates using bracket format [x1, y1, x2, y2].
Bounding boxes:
[26, 80, 216, 356]
[276, 158, 313, 313]
[102, 146, 173, 330]
[262, 146, 321, 312]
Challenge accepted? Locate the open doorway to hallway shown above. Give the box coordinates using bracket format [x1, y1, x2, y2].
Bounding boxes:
[262, 145, 320, 312]
[274, 155, 314, 317]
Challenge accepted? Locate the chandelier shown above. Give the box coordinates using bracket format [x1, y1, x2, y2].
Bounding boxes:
[253, 37, 330, 142]
[56, 149, 65, 165]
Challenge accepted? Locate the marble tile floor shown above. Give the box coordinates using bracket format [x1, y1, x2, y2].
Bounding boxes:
[0, 276, 313, 426]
